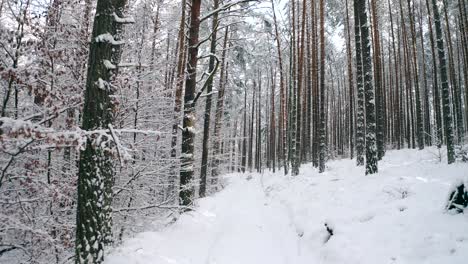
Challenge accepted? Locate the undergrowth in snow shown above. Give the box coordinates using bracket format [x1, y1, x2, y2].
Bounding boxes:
[106, 147, 468, 264]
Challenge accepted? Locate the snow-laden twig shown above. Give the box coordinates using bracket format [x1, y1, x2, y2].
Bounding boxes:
[95, 33, 125, 45]
[200, 0, 258, 23]
[193, 54, 220, 104]
[0, 117, 163, 163]
[113, 12, 135, 24]
[108, 124, 127, 166]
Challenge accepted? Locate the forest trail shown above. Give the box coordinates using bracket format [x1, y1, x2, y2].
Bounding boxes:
[107, 170, 307, 264]
[106, 148, 468, 264]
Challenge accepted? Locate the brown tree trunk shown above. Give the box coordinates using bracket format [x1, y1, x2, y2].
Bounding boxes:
[199, 0, 220, 198]
[76, 0, 130, 262]
[179, 0, 202, 207]
[211, 27, 230, 191]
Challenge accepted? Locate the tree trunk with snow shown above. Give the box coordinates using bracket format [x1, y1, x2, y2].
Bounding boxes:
[431, 0, 455, 164]
[354, 0, 365, 167]
[345, 0, 355, 160]
[356, 0, 378, 174]
[318, 0, 326, 173]
[371, 0, 386, 158]
[180, 0, 202, 206]
[292, 0, 306, 176]
[271, 0, 288, 175]
[170, 0, 186, 203]
[75, 0, 129, 262]
[211, 27, 230, 191]
[199, 0, 220, 198]
[406, 0, 424, 150]
[426, 0, 443, 147]
[442, 0, 464, 145]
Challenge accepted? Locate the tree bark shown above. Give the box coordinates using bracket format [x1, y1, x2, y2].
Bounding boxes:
[354, 0, 365, 167]
[179, 0, 202, 206]
[345, 0, 355, 160]
[199, 0, 220, 198]
[431, 0, 455, 163]
[75, 0, 129, 262]
[356, 0, 378, 174]
[318, 0, 326, 173]
[211, 27, 230, 190]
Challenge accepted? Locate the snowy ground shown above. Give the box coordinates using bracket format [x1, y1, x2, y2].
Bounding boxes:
[106, 148, 468, 264]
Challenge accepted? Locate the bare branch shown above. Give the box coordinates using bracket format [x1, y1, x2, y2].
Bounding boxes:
[193, 54, 220, 104]
[200, 0, 258, 24]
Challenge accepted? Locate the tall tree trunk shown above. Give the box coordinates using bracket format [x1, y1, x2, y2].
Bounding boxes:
[389, 0, 402, 149]
[75, 0, 129, 262]
[443, 0, 464, 145]
[345, 0, 355, 160]
[241, 88, 247, 172]
[318, 0, 326, 173]
[406, 0, 424, 150]
[199, 0, 220, 198]
[311, 0, 320, 167]
[180, 0, 202, 206]
[289, 0, 297, 172]
[248, 82, 255, 172]
[426, 0, 443, 147]
[257, 75, 262, 172]
[292, 0, 306, 175]
[458, 0, 468, 132]
[271, 0, 288, 175]
[371, 0, 386, 158]
[431, 0, 455, 164]
[211, 27, 230, 190]
[357, 0, 378, 174]
[270, 67, 277, 172]
[418, 6, 432, 146]
[354, 0, 365, 167]
[170, 0, 186, 204]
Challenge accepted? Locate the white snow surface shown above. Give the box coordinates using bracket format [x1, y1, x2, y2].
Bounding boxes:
[106, 148, 468, 264]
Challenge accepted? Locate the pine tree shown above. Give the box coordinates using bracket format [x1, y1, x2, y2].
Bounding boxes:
[170, 0, 187, 203]
[211, 27, 230, 190]
[371, 0, 386, 158]
[345, 0, 355, 160]
[426, 0, 443, 147]
[418, 7, 432, 146]
[318, 0, 327, 173]
[431, 0, 455, 163]
[354, 0, 365, 167]
[200, 0, 220, 198]
[406, 0, 424, 150]
[442, 0, 464, 145]
[180, 0, 202, 206]
[271, 0, 288, 175]
[292, 0, 306, 176]
[355, 0, 378, 174]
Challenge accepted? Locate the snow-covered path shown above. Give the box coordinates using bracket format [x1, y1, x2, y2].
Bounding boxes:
[107, 173, 309, 264]
[106, 148, 468, 264]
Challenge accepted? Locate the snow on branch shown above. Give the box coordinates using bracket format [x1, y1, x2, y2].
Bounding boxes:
[0, 117, 163, 161]
[113, 197, 188, 213]
[199, 89, 219, 98]
[195, 21, 220, 50]
[200, 0, 259, 23]
[113, 12, 135, 24]
[108, 124, 130, 166]
[103, 59, 117, 70]
[193, 54, 220, 104]
[95, 33, 125, 45]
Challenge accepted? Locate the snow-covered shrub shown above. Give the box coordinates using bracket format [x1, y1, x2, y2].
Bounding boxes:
[446, 181, 468, 213]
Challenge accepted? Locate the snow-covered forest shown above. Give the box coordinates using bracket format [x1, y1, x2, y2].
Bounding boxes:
[0, 0, 467, 263]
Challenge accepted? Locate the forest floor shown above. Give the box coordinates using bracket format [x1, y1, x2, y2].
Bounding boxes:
[106, 147, 468, 264]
